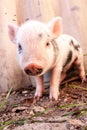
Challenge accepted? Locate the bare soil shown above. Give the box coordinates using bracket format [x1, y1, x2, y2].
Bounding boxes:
[0, 78, 87, 130]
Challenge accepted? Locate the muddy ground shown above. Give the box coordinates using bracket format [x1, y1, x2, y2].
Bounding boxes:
[0, 77, 87, 130]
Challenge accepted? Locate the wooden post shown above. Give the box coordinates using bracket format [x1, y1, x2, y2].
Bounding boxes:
[0, 0, 31, 92]
[16, 0, 60, 24]
[58, 0, 87, 70]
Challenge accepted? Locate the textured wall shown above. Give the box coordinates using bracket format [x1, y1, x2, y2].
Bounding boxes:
[59, 0, 87, 70]
[0, 0, 32, 92]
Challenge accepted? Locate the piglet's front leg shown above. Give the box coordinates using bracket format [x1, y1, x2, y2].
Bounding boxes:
[50, 67, 62, 100]
[35, 76, 44, 99]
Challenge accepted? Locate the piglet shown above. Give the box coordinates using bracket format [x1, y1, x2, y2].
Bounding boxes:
[8, 17, 86, 100]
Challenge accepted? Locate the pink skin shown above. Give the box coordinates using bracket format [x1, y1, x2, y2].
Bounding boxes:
[8, 17, 86, 100]
[35, 76, 44, 98]
[74, 52, 86, 82]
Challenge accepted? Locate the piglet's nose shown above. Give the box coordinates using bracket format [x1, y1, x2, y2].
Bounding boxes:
[24, 63, 43, 76]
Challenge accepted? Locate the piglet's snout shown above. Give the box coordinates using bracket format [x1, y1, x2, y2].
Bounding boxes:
[24, 63, 43, 76]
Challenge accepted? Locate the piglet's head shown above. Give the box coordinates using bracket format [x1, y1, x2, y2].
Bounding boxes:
[8, 17, 63, 76]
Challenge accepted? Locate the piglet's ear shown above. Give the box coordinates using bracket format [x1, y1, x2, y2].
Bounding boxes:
[8, 23, 19, 43]
[48, 17, 63, 38]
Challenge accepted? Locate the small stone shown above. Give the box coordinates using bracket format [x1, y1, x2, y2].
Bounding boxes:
[29, 110, 35, 116]
[64, 98, 68, 102]
[12, 106, 28, 113]
[33, 106, 45, 113]
[22, 90, 28, 94]
[24, 94, 28, 97]
[70, 126, 74, 130]
[68, 119, 84, 127]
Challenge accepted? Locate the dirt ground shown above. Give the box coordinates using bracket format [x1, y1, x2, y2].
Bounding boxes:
[0, 77, 87, 130]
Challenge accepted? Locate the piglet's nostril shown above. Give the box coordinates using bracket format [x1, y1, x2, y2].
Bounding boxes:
[25, 69, 32, 75]
[37, 68, 43, 74]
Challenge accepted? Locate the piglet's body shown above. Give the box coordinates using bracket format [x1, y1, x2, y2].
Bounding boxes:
[8, 17, 86, 100]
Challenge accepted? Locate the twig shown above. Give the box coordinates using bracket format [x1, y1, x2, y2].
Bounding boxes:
[61, 76, 79, 85]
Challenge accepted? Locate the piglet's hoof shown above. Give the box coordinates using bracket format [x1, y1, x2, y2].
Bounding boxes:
[50, 91, 60, 101]
[34, 92, 43, 100]
[81, 76, 87, 83]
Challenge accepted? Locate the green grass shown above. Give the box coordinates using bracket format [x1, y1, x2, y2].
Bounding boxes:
[0, 87, 13, 112]
[58, 102, 87, 109]
[0, 87, 13, 130]
[62, 108, 87, 117]
[68, 84, 87, 91]
[0, 120, 13, 130]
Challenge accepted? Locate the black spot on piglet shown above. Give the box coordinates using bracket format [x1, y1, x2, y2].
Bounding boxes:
[63, 51, 72, 67]
[74, 45, 80, 51]
[70, 40, 80, 51]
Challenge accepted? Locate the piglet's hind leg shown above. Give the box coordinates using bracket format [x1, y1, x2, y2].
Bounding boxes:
[75, 57, 86, 83]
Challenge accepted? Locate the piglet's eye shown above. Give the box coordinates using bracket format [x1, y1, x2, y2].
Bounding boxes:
[18, 44, 22, 53]
[46, 42, 50, 47]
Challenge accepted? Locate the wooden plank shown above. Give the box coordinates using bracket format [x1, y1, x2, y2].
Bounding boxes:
[16, 0, 60, 24]
[0, 0, 31, 92]
[58, 0, 87, 70]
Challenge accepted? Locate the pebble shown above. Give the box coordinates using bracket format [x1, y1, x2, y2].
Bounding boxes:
[33, 106, 45, 113]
